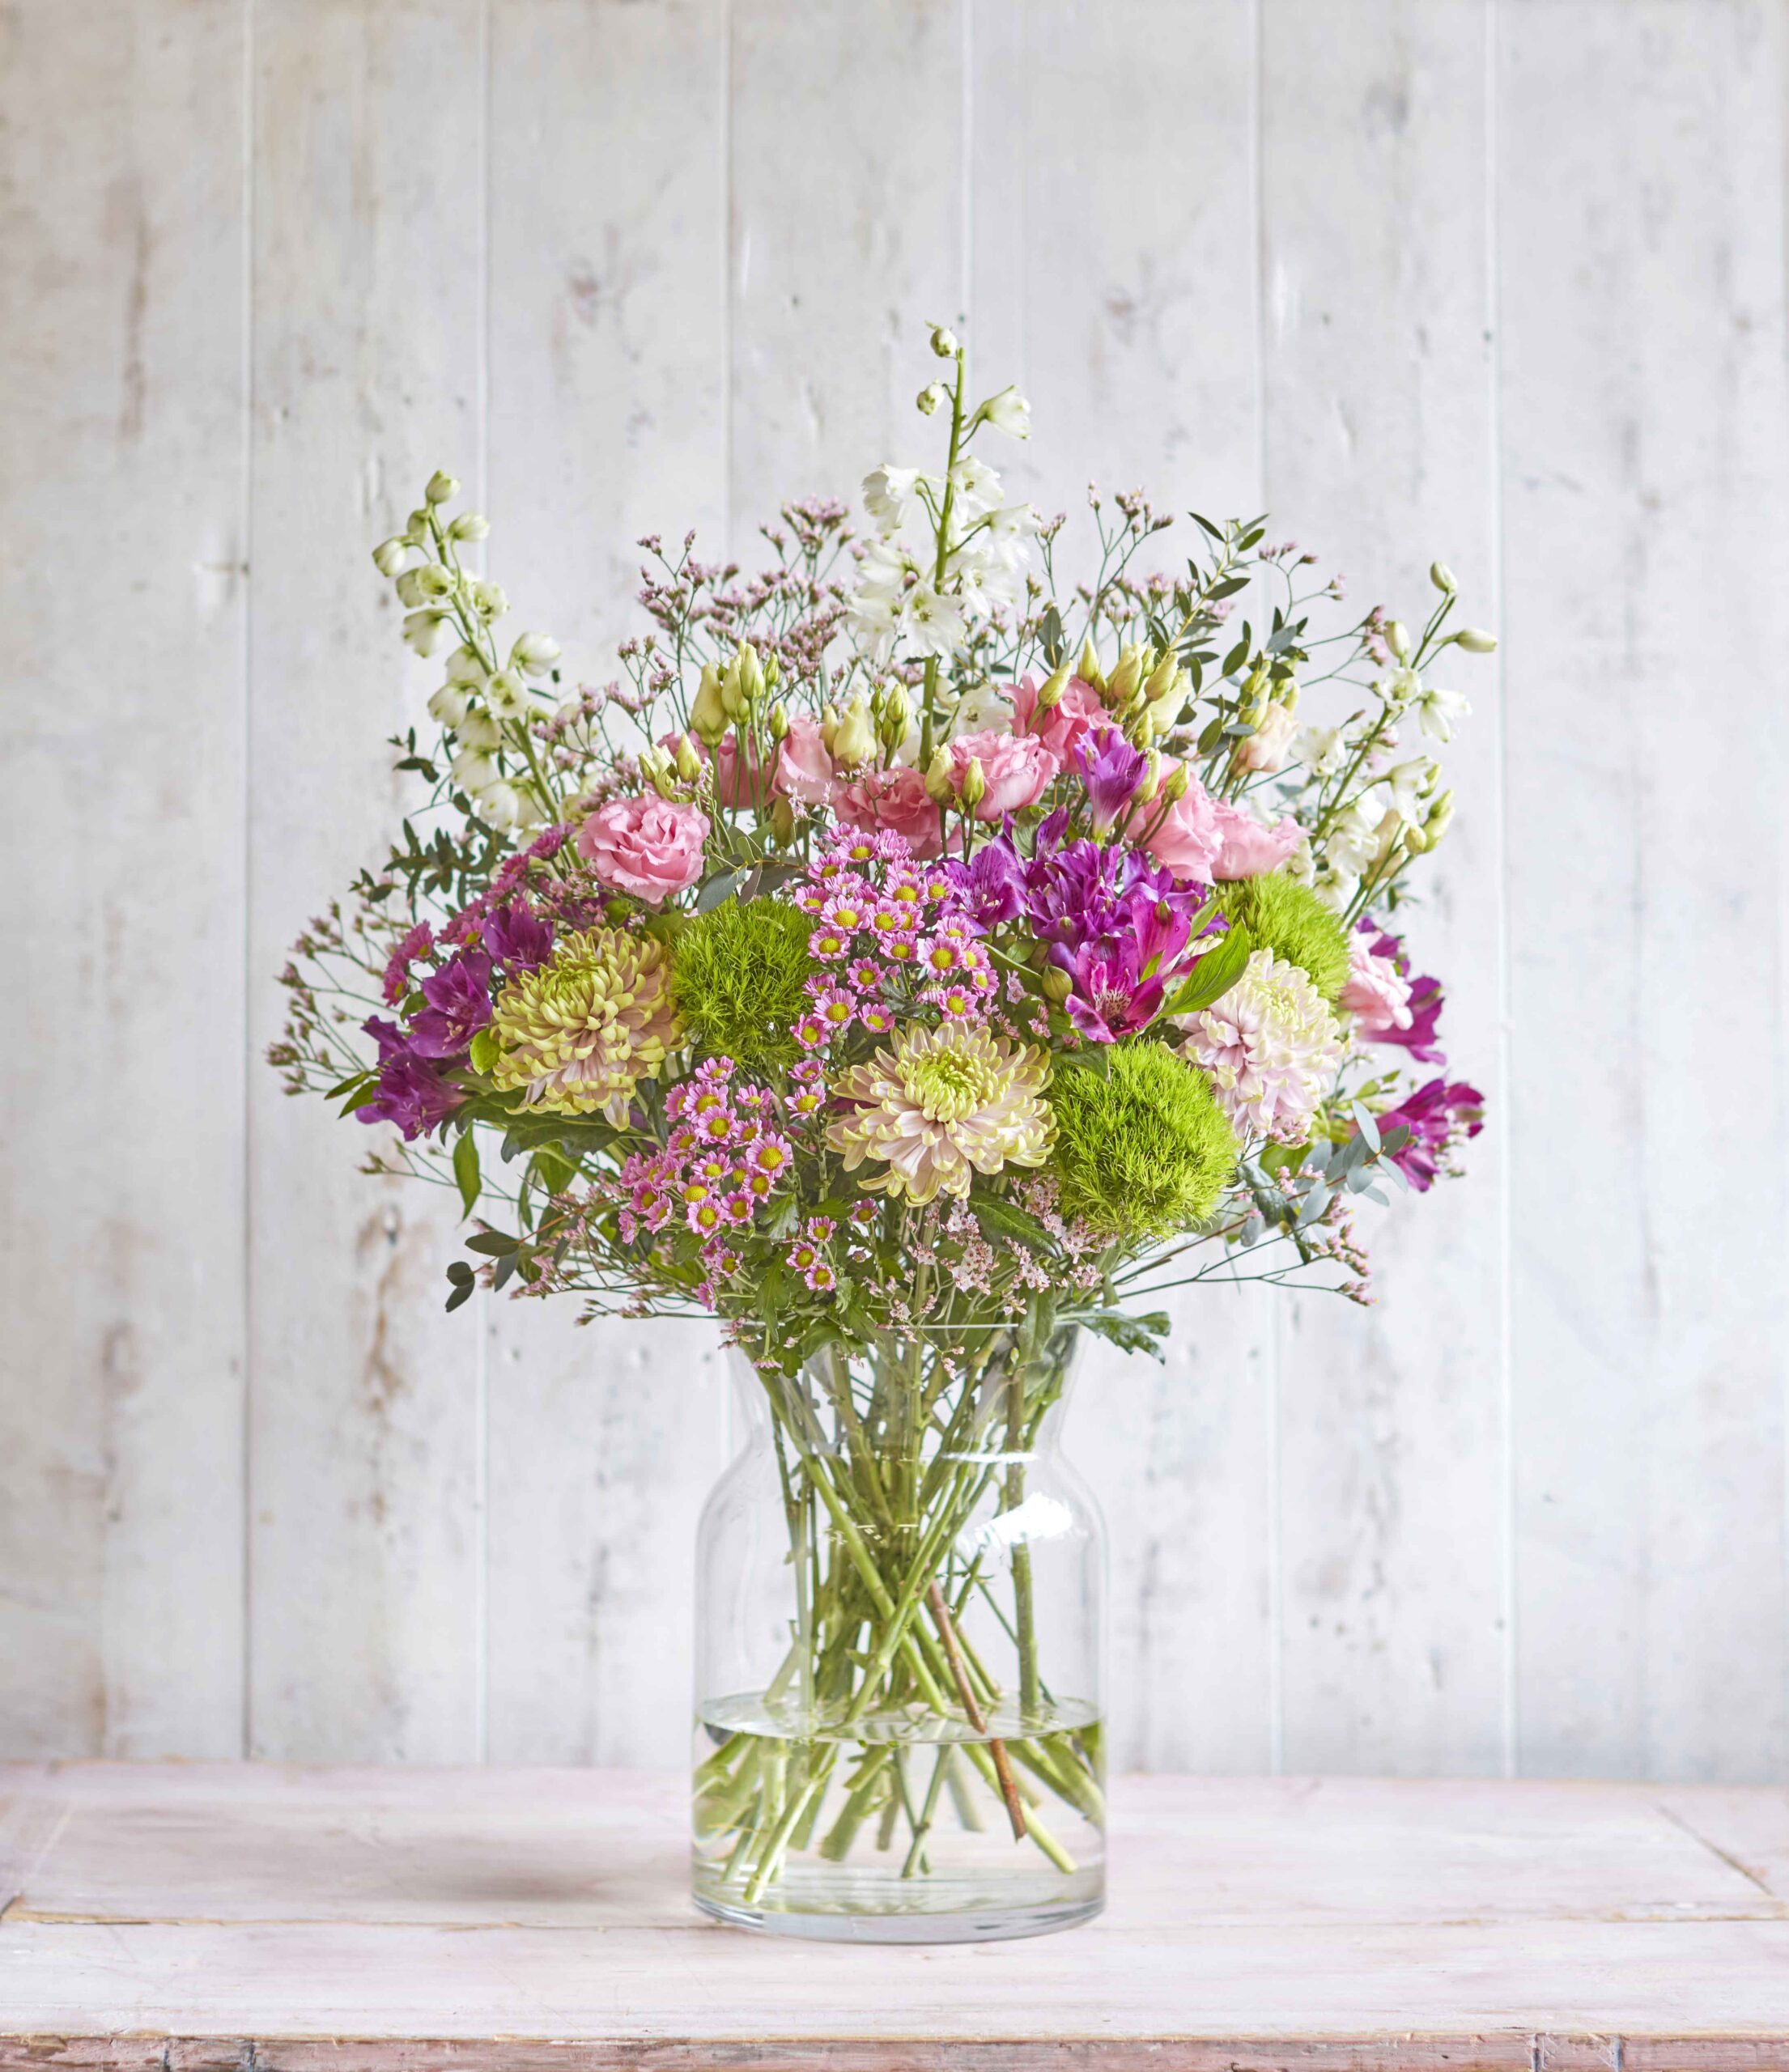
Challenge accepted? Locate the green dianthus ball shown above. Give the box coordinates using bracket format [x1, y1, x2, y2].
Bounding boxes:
[1215, 871, 1349, 1001]
[1048, 1042, 1240, 1242]
[669, 897, 814, 1072]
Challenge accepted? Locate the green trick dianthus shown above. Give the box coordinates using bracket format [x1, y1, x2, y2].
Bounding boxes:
[1048, 1041, 1240, 1241]
[1214, 871, 1349, 1001]
[669, 896, 814, 1072]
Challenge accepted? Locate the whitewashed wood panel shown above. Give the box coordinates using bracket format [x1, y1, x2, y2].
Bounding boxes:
[1260, 0, 1509, 1774]
[0, 0, 248, 1756]
[971, 0, 1278, 1772]
[728, 0, 966, 526]
[1498, 0, 1789, 1779]
[483, 0, 732, 1764]
[245, 0, 488, 1760]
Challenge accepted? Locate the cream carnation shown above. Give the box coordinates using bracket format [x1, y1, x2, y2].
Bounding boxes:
[488, 927, 682, 1122]
[826, 1022, 1053, 1206]
[1178, 949, 1344, 1143]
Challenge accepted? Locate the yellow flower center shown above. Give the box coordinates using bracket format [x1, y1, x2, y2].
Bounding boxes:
[903, 1047, 997, 1123]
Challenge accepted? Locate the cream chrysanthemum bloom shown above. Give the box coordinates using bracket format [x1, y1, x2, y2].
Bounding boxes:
[1178, 948, 1344, 1143]
[826, 1022, 1053, 1205]
[489, 927, 682, 1121]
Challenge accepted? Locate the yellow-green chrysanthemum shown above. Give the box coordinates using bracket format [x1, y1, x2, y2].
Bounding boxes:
[488, 926, 682, 1121]
[825, 1022, 1053, 1206]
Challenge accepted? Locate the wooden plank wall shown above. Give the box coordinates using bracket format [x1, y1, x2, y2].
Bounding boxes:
[1, 0, 1783, 1781]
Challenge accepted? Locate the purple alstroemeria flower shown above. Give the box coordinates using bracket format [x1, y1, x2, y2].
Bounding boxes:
[484, 899, 553, 972]
[943, 838, 1025, 929]
[1069, 728, 1147, 834]
[1371, 1078, 1484, 1191]
[408, 948, 495, 1059]
[1358, 920, 1447, 1065]
[381, 921, 435, 1007]
[978, 817, 1225, 1041]
[356, 1017, 467, 1140]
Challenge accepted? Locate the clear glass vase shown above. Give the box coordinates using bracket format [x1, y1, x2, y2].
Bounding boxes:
[692, 1318, 1105, 1942]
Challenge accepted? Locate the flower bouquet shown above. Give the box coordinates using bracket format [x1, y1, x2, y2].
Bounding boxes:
[274, 327, 1489, 1940]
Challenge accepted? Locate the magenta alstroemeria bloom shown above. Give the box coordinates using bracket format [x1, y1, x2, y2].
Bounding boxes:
[1357, 920, 1447, 1065]
[408, 948, 495, 1059]
[1373, 1078, 1484, 1191]
[484, 899, 552, 971]
[381, 920, 436, 1007]
[1069, 728, 1147, 834]
[357, 1017, 467, 1140]
[980, 813, 1225, 1041]
[943, 839, 1025, 929]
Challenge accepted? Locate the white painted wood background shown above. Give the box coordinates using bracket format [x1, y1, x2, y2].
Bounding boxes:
[3, 0, 1786, 1780]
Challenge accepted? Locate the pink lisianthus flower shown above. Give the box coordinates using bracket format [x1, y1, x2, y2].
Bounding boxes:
[949, 728, 1059, 819]
[772, 715, 835, 806]
[831, 765, 943, 859]
[576, 795, 709, 902]
[1209, 796, 1304, 880]
[714, 729, 772, 809]
[1009, 673, 1107, 763]
[1132, 759, 1222, 883]
[1340, 931, 1413, 1035]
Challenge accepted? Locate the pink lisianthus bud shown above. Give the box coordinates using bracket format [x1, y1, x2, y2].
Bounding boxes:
[948, 728, 1058, 820]
[1131, 757, 1222, 883]
[771, 715, 836, 806]
[713, 728, 773, 809]
[1009, 672, 1107, 763]
[576, 795, 709, 902]
[1234, 701, 1299, 775]
[830, 765, 943, 859]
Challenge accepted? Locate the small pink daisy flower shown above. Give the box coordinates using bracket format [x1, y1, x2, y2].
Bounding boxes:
[846, 957, 883, 992]
[919, 937, 963, 976]
[788, 1238, 821, 1274]
[822, 893, 872, 934]
[810, 925, 851, 960]
[687, 1199, 725, 1236]
[794, 1013, 828, 1049]
[882, 936, 918, 965]
[720, 1191, 754, 1225]
[858, 1000, 895, 1034]
[848, 1199, 878, 1228]
[925, 983, 980, 1020]
[805, 1216, 836, 1241]
[787, 1084, 826, 1118]
[804, 1259, 838, 1293]
[811, 986, 856, 1031]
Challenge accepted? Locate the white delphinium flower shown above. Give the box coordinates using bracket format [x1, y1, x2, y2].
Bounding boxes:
[863, 465, 933, 537]
[443, 643, 488, 688]
[457, 709, 503, 753]
[1409, 681, 1469, 742]
[979, 385, 1031, 439]
[899, 584, 970, 658]
[1294, 723, 1351, 779]
[451, 749, 499, 795]
[1179, 949, 1345, 1144]
[428, 682, 472, 729]
[950, 680, 1016, 737]
[1326, 788, 1387, 881]
[402, 609, 448, 656]
[949, 455, 1004, 516]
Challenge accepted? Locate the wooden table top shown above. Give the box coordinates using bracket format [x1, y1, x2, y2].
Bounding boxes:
[2, 1763, 1786, 2070]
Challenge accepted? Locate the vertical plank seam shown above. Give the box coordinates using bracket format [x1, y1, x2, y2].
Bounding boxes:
[721, 0, 735, 567]
[239, 0, 258, 1765]
[473, 0, 494, 1768]
[1250, 0, 1284, 1780]
[1485, 0, 1519, 1782]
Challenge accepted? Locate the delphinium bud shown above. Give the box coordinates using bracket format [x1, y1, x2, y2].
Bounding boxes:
[916, 383, 949, 416]
[372, 538, 409, 577]
[405, 509, 432, 546]
[425, 470, 460, 506]
[1387, 620, 1412, 661]
[929, 323, 959, 359]
[449, 512, 490, 542]
[1430, 561, 1457, 594]
[1452, 627, 1498, 653]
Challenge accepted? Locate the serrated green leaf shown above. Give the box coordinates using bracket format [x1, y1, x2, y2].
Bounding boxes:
[971, 1195, 1055, 1255]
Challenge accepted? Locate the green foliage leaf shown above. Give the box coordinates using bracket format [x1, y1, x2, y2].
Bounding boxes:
[971, 1195, 1056, 1255]
[1082, 1309, 1172, 1361]
[453, 1131, 481, 1217]
[1162, 924, 1251, 1018]
[696, 870, 745, 913]
[468, 1026, 501, 1074]
[465, 1229, 519, 1256]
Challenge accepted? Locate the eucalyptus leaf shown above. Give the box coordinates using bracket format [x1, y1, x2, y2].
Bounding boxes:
[453, 1131, 481, 1217]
